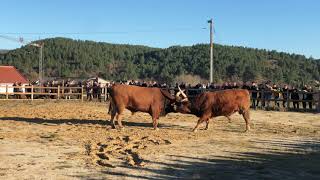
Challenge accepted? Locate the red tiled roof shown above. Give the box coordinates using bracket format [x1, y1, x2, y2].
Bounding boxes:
[0, 66, 29, 84]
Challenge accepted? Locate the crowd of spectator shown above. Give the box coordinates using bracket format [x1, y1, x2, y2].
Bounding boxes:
[118, 79, 317, 111]
[7, 78, 318, 111]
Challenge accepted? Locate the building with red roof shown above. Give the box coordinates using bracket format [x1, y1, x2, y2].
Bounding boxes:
[0, 66, 29, 93]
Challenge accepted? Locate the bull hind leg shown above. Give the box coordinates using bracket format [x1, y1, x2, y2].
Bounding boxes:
[116, 106, 125, 129]
[241, 110, 251, 132]
[110, 111, 117, 128]
[108, 99, 117, 128]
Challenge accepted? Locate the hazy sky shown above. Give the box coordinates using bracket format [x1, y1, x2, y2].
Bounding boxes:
[0, 0, 319, 58]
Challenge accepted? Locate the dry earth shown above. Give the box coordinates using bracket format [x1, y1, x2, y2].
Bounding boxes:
[0, 101, 319, 180]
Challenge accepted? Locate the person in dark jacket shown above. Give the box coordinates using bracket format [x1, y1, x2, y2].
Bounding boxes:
[250, 82, 259, 109]
[264, 81, 273, 109]
[302, 85, 313, 110]
[257, 83, 265, 108]
[281, 85, 289, 108]
[291, 87, 300, 109]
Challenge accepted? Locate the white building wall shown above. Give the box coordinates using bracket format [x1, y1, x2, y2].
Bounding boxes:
[0, 83, 27, 93]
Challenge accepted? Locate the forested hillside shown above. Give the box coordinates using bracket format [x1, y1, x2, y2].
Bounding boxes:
[0, 37, 319, 85]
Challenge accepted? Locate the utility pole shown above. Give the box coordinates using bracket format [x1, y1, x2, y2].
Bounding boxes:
[208, 18, 213, 83]
[30, 42, 44, 85]
[39, 44, 43, 85]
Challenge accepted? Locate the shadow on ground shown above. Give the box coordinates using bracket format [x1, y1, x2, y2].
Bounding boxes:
[0, 117, 185, 130]
[74, 139, 320, 180]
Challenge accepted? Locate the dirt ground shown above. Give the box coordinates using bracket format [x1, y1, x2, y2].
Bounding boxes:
[0, 101, 319, 180]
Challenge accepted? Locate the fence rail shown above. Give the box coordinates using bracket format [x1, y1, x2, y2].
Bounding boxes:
[0, 85, 86, 101]
[1, 85, 319, 112]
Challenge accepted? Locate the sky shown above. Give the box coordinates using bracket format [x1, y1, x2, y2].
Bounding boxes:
[0, 0, 319, 58]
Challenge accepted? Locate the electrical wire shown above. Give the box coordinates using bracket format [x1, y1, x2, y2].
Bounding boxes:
[0, 27, 206, 35]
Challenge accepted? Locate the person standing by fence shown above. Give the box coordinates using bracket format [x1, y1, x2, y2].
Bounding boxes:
[257, 83, 264, 108]
[272, 84, 281, 108]
[264, 82, 273, 109]
[303, 85, 313, 110]
[282, 85, 289, 108]
[291, 87, 300, 109]
[86, 82, 93, 101]
[250, 81, 259, 109]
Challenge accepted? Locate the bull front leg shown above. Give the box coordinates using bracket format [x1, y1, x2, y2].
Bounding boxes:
[193, 116, 210, 132]
[193, 111, 211, 132]
[226, 116, 232, 123]
[242, 110, 251, 132]
[152, 112, 160, 131]
[110, 111, 116, 129]
[151, 107, 161, 130]
[204, 119, 210, 130]
[152, 117, 159, 131]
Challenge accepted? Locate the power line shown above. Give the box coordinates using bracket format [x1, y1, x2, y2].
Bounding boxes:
[0, 27, 206, 36]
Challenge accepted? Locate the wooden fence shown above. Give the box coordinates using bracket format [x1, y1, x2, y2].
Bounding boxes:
[0, 85, 84, 101]
[0, 85, 319, 112]
[0, 85, 111, 102]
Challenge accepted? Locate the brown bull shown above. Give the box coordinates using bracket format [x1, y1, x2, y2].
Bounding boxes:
[175, 88, 251, 132]
[108, 84, 182, 130]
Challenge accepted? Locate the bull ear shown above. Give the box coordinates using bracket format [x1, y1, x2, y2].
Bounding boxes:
[160, 89, 176, 101]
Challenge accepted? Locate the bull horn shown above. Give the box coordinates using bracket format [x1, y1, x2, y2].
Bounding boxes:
[176, 91, 182, 99]
[176, 86, 188, 102]
[178, 86, 188, 99]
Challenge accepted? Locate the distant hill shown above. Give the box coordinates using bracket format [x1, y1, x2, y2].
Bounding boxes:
[0, 37, 319, 86]
[0, 49, 9, 54]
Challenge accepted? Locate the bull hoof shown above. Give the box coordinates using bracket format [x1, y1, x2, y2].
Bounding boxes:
[192, 129, 198, 133]
[154, 128, 159, 131]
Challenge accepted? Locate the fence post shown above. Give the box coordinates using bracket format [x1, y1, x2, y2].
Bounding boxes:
[31, 85, 34, 101]
[57, 86, 60, 100]
[62, 83, 64, 97]
[81, 86, 84, 102]
[261, 90, 264, 109]
[286, 91, 289, 111]
[5, 85, 8, 99]
[317, 91, 320, 113]
[104, 86, 107, 102]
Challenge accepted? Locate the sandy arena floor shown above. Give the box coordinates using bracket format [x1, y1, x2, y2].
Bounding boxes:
[0, 101, 319, 179]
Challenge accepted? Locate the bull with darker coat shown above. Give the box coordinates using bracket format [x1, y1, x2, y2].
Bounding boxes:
[174, 88, 251, 132]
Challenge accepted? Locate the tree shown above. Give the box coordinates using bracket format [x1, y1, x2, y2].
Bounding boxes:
[0, 37, 318, 85]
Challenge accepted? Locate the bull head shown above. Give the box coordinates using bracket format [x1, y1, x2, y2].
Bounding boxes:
[172, 87, 192, 113]
[161, 87, 189, 114]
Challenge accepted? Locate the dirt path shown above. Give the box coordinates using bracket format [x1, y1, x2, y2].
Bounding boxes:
[0, 101, 319, 179]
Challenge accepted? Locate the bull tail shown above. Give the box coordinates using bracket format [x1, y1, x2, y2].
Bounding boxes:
[108, 97, 114, 115]
[107, 86, 114, 115]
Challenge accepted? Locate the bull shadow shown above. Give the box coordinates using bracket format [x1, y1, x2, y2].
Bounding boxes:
[72, 139, 320, 180]
[0, 116, 109, 126]
[0, 116, 185, 129]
